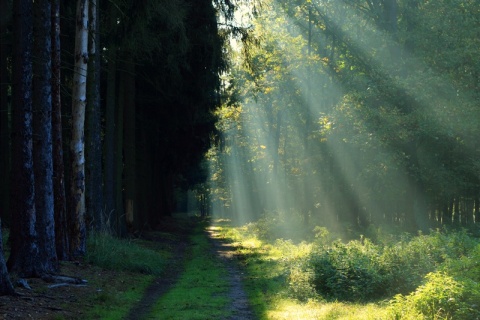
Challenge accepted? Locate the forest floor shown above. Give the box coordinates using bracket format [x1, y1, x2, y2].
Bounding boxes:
[0, 217, 255, 320]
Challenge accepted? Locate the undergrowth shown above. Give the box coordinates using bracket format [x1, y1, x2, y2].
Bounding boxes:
[84, 231, 174, 319]
[85, 232, 170, 275]
[213, 217, 480, 319]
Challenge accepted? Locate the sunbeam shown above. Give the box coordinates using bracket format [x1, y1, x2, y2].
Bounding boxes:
[207, 0, 480, 238]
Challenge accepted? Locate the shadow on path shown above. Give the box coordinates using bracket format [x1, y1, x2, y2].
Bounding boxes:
[124, 221, 192, 320]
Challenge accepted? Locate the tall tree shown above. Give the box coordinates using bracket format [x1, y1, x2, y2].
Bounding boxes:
[86, 0, 104, 231]
[104, 2, 117, 232]
[70, 0, 89, 256]
[123, 58, 136, 229]
[51, 0, 69, 260]
[0, 0, 11, 226]
[8, 0, 40, 276]
[32, 0, 58, 273]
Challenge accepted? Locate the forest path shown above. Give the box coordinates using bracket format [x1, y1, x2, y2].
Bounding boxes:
[206, 227, 256, 320]
[125, 218, 255, 320]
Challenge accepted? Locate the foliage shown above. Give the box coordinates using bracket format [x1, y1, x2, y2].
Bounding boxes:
[309, 229, 480, 302]
[207, 0, 480, 236]
[309, 238, 387, 301]
[216, 220, 480, 319]
[388, 272, 480, 320]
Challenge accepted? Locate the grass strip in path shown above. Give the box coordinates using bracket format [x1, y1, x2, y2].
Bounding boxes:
[149, 221, 234, 320]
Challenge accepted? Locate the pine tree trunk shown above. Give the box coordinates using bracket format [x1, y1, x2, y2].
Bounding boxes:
[51, 0, 69, 261]
[0, 225, 14, 295]
[8, 0, 39, 277]
[0, 0, 10, 227]
[86, 0, 104, 231]
[70, 0, 89, 256]
[32, 0, 58, 273]
[123, 59, 136, 230]
[115, 71, 126, 236]
[104, 3, 117, 231]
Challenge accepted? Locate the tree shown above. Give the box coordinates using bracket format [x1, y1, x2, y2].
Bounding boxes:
[123, 57, 136, 230]
[8, 0, 40, 276]
[85, 0, 104, 231]
[32, 0, 58, 272]
[0, 0, 11, 226]
[0, 224, 14, 295]
[51, 0, 69, 260]
[70, 0, 89, 256]
[103, 1, 117, 232]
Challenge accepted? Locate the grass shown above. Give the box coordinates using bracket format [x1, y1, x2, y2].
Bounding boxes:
[83, 231, 175, 319]
[213, 219, 480, 319]
[85, 232, 171, 275]
[149, 222, 232, 320]
[85, 273, 154, 320]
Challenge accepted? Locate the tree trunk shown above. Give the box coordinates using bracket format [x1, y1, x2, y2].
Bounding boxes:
[0, 224, 14, 295]
[123, 58, 136, 230]
[104, 3, 117, 231]
[32, 0, 58, 273]
[8, 0, 40, 277]
[115, 70, 126, 236]
[70, 0, 88, 257]
[85, 0, 104, 231]
[51, 0, 69, 261]
[0, 0, 11, 227]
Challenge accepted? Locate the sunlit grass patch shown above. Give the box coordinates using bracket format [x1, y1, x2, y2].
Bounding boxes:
[150, 227, 231, 320]
[267, 299, 388, 320]
[212, 220, 480, 319]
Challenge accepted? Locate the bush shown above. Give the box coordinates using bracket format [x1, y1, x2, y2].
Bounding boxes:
[309, 239, 387, 301]
[388, 272, 480, 320]
[308, 230, 479, 301]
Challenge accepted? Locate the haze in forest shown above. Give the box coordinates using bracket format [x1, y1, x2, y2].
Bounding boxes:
[205, 0, 480, 240]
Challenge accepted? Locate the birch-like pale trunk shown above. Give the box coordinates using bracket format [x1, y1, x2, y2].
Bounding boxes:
[70, 0, 89, 256]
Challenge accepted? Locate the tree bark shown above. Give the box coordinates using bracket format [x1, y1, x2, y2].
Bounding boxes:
[8, 0, 40, 277]
[33, 0, 58, 273]
[115, 70, 126, 236]
[86, 0, 104, 231]
[104, 3, 117, 232]
[51, 0, 69, 261]
[0, 0, 10, 226]
[123, 58, 136, 230]
[0, 224, 15, 295]
[70, 0, 89, 256]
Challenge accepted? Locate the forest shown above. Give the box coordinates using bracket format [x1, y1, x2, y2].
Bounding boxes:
[0, 0, 480, 319]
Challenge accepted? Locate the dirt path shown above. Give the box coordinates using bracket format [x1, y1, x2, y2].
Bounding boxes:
[206, 227, 256, 320]
[124, 220, 255, 320]
[124, 235, 190, 320]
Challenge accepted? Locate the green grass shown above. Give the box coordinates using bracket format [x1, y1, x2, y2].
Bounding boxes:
[85, 232, 171, 275]
[85, 274, 154, 320]
[149, 223, 231, 320]
[84, 231, 173, 319]
[212, 220, 480, 319]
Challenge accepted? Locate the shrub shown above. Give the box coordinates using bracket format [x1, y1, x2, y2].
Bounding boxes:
[388, 272, 480, 320]
[309, 239, 387, 301]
